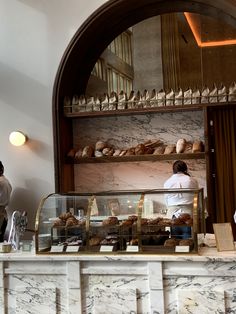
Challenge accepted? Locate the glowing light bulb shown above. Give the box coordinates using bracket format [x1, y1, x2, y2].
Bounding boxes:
[9, 131, 27, 146]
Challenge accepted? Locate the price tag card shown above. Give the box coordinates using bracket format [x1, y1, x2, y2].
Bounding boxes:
[66, 246, 80, 252]
[100, 245, 113, 252]
[126, 245, 139, 252]
[50, 245, 64, 253]
[175, 245, 190, 253]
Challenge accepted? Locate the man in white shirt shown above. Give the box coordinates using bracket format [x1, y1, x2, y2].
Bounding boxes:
[0, 161, 12, 242]
[164, 160, 199, 239]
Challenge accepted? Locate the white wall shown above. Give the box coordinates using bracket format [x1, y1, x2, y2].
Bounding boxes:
[0, 0, 107, 237]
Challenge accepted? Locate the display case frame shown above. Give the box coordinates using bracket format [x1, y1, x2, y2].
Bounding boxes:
[35, 188, 205, 255]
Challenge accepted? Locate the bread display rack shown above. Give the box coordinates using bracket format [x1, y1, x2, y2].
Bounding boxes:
[35, 188, 205, 255]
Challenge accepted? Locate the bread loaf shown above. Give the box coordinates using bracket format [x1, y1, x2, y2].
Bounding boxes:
[82, 146, 94, 157]
[134, 143, 146, 155]
[95, 141, 106, 151]
[176, 138, 186, 153]
[164, 144, 176, 154]
[192, 141, 204, 153]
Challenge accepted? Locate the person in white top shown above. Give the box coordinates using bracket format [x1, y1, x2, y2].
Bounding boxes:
[0, 161, 12, 242]
[164, 160, 199, 239]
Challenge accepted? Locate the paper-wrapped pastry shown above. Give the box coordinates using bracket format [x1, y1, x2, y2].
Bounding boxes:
[134, 143, 146, 155]
[109, 91, 117, 110]
[63, 96, 71, 114]
[164, 144, 176, 154]
[166, 89, 174, 106]
[142, 89, 150, 108]
[86, 96, 94, 112]
[82, 146, 94, 157]
[192, 89, 201, 104]
[228, 81, 236, 102]
[95, 141, 107, 151]
[209, 84, 218, 103]
[127, 90, 136, 109]
[183, 88, 192, 105]
[117, 91, 127, 110]
[150, 89, 157, 107]
[174, 88, 183, 106]
[176, 138, 186, 153]
[218, 84, 227, 103]
[157, 89, 165, 106]
[72, 95, 79, 112]
[101, 93, 109, 111]
[93, 96, 101, 111]
[192, 140, 204, 153]
[201, 86, 210, 103]
[135, 90, 143, 108]
[78, 95, 86, 112]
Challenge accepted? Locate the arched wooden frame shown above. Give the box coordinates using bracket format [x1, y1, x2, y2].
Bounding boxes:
[52, 0, 236, 192]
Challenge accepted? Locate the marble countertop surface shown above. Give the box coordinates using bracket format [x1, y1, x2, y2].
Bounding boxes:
[1, 247, 236, 262]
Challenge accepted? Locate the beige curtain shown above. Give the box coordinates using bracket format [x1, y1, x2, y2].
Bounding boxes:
[212, 106, 236, 237]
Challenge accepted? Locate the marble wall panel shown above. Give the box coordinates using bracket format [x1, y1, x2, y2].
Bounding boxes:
[81, 275, 149, 314]
[6, 274, 68, 314]
[73, 110, 206, 195]
[74, 159, 206, 195]
[73, 111, 204, 149]
[93, 287, 137, 314]
[163, 276, 236, 313]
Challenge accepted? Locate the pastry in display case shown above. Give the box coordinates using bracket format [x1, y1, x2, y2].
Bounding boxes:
[35, 188, 205, 254]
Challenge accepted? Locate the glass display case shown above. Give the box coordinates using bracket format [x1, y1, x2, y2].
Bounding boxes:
[35, 188, 205, 254]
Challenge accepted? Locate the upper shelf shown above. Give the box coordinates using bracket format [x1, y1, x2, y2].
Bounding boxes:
[64, 101, 236, 119]
[67, 152, 205, 164]
[64, 104, 203, 118]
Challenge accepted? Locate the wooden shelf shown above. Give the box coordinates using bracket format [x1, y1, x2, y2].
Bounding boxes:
[64, 104, 203, 118]
[64, 102, 236, 119]
[66, 152, 205, 164]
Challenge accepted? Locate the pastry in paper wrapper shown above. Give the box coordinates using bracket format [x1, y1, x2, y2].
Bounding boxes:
[183, 88, 192, 105]
[157, 89, 165, 106]
[201, 86, 210, 103]
[192, 89, 200, 104]
[174, 88, 183, 106]
[218, 84, 227, 102]
[166, 89, 174, 106]
[209, 84, 218, 103]
[228, 81, 236, 102]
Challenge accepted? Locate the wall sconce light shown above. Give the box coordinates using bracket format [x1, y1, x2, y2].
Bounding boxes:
[9, 131, 27, 146]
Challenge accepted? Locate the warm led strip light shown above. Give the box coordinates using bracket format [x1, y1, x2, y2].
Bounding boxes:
[184, 12, 236, 47]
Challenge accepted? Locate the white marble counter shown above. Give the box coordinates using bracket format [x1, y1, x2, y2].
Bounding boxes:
[1, 248, 236, 313]
[0, 246, 236, 261]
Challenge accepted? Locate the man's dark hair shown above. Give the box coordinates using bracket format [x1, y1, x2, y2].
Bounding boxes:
[0, 161, 4, 176]
[173, 160, 190, 176]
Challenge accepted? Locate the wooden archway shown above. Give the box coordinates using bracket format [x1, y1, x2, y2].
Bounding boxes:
[52, 0, 236, 192]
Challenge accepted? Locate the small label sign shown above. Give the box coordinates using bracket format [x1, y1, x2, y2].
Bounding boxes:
[175, 245, 190, 253]
[126, 245, 139, 252]
[100, 245, 113, 252]
[50, 245, 64, 253]
[66, 246, 80, 252]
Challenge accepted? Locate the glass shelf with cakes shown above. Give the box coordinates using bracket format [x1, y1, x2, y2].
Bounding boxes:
[35, 188, 205, 255]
